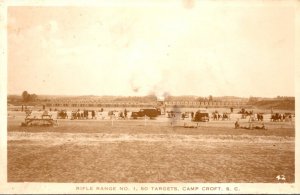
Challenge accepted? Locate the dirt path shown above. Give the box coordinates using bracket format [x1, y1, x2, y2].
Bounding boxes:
[8, 132, 294, 146]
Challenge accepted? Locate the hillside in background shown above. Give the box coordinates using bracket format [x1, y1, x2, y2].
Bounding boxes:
[249, 99, 295, 110]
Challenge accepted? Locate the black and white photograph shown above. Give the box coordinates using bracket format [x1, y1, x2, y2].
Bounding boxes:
[0, 0, 299, 194]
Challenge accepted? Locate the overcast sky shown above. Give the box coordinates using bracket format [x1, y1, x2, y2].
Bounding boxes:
[7, 1, 295, 98]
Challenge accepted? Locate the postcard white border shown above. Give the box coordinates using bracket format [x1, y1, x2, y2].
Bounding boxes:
[0, 0, 299, 194]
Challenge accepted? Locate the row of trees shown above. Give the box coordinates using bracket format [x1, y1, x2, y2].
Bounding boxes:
[22, 91, 38, 102]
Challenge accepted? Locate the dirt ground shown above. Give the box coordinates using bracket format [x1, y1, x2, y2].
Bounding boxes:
[7, 116, 295, 183]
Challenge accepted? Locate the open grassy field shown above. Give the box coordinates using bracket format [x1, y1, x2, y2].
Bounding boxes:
[7, 113, 295, 183]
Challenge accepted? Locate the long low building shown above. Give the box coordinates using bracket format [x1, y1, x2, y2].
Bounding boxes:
[43, 100, 248, 108]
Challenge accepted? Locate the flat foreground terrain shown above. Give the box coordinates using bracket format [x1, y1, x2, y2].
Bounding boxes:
[7, 116, 295, 183]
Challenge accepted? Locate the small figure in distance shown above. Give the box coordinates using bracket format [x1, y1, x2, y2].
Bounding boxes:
[181, 113, 185, 120]
[92, 110, 96, 119]
[124, 108, 127, 119]
[235, 119, 240, 129]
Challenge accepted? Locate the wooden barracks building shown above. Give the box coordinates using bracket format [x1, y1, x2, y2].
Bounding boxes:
[44, 98, 248, 109]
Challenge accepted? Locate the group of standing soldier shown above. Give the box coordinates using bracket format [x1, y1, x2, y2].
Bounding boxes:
[72, 110, 96, 120]
[181, 112, 194, 120]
